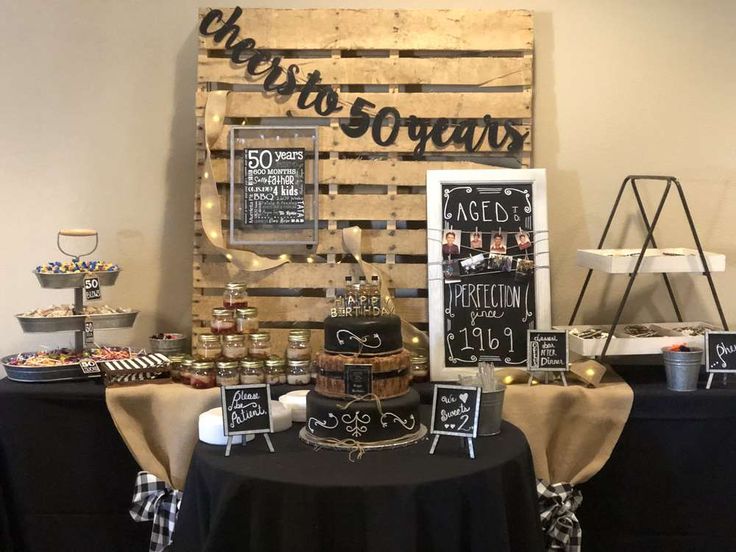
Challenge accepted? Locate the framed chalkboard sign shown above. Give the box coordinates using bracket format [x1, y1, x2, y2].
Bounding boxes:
[528, 330, 569, 371]
[344, 364, 372, 396]
[427, 169, 551, 381]
[430, 384, 481, 438]
[705, 331, 736, 389]
[243, 147, 305, 225]
[220, 384, 275, 455]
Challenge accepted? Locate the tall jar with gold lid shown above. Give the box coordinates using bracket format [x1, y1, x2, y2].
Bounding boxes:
[235, 307, 259, 334]
[248, 332, 272, 359]
[197, 334, 222, 360]
[286, 329, 311, 361]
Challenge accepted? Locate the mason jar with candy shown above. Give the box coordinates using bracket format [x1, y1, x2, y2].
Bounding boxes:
[223, 282, 248, 309]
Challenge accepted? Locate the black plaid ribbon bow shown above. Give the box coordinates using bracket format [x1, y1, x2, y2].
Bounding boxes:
[129, 471, 182, 552]
[537, 480, 582, 552]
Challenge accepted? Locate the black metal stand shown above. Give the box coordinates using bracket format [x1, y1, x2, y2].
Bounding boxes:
[568, 175, 729, 363]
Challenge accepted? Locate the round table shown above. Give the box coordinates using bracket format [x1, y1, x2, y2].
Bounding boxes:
[173, 408, 544, 552]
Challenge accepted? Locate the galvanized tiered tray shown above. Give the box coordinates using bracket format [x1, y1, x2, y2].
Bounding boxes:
[16, 311, 138, 333]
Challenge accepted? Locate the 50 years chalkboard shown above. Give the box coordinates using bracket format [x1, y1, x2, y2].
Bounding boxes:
[243, 147, 305, 225]
[428, 170, 551, 381]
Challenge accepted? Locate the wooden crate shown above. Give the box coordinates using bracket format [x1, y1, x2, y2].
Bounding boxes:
[194, 8, 535, 351]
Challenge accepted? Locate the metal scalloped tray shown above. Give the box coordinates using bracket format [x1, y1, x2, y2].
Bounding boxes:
[2, 354, 97, 383]
[33, 270, 120, 289]
[16, 311, 139, 333]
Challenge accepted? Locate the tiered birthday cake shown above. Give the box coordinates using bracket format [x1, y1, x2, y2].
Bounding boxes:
[301, 277, 425, 448]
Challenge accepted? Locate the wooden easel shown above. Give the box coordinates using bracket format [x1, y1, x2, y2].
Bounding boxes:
[225, 433, 275, 457]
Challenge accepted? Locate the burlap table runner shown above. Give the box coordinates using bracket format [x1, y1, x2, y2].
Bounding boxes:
[106, 370, 632, 490]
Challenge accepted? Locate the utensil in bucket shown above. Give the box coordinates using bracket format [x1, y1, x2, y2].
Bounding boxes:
[662, 346, 702, 392]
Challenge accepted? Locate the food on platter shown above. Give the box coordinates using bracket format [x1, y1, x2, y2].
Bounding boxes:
[34, 260, 119, 274]
[19, 305, 132, 317]
[5, 347, 140, 367]
[569, 327, 610, 340]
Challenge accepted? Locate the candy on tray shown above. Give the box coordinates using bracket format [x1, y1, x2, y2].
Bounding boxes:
[34, 260, 119, 274]
[19, 305, 132, 317]
[6, 347, 141, 367]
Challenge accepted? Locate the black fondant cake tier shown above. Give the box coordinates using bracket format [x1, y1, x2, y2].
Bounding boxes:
[305, 388, 421, 443]
[323, 315, 403, 355]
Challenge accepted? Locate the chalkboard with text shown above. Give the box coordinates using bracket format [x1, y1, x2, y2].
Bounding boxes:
[220, 384, 273, 436]
[527, 330, 569, 371]
[705, 331, 736, 374]
[243, 148, 305, 225]
[428, 170, 550, 380]
[430, 384, 481, 438]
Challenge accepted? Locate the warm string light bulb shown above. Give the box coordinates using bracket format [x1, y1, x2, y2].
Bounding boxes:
[503, 375, 514, 385]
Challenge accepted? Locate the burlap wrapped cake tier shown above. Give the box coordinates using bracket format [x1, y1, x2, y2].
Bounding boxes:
[314, 350, 411, 399]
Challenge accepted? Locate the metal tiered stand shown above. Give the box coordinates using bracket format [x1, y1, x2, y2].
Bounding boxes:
[564, 175, 728, 364]
[3, 229, 138, 382]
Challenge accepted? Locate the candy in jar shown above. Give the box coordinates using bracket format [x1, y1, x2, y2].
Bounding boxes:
[197, 334, 222, 360]
[216, 360, 241, 386]
[190, 360, 216, 389]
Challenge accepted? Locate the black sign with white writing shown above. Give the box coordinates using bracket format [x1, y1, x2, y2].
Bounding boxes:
[430, 384, 481, 438]
[84, 318, 94, 347]
[527, 330, 569, 371]
[442, 183, 536, 367]
[84, 276, 101, 300]
[344, 364, 372, 396]
[705, 331, 736, 373]
[243, 148, 305, 225]
[78, 358, 101, 375]
[221, 384, 273, 435]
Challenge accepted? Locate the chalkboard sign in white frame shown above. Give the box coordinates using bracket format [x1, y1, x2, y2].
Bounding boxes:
[427, 169, 551, 381]
[228, 126, 319, 246]
[705, 330, 736, 389]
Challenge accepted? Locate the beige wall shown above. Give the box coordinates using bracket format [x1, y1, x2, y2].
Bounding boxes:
[1, 0, 735, 368]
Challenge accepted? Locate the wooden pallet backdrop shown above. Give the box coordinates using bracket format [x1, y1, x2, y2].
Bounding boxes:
[194, 8, 534, 353]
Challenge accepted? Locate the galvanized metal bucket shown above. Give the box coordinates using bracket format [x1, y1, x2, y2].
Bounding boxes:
[662, 347, 702, 392]
[149, 334, 188, 355]
[477, 384, 506, 436]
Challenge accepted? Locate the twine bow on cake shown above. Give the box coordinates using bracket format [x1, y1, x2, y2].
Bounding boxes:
[129, 471, 183, 552]
[537, 480, 583, 552]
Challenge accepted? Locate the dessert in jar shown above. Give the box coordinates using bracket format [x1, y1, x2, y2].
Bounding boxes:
[235, 307, 259, 334]
[286, 329, 311, 361]
[287, 359, 312, 385]
[410, 354, 429, 383]
[264, 356, 287, 384]
[179, 356, 194, 385]
[240, 358, 265, 384]
[197, 334, 222, 360]
[210, 307, 236, 335]
[216, 360, 241, 386]
[223, 282, 248, 309]
[168, 353, 185, 383]
[190, 360, 216, 389]
[222, 334, 247, 360]
[248, 332, 272, 359]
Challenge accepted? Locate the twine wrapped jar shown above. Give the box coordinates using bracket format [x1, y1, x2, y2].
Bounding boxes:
[240, 358, 265, 384]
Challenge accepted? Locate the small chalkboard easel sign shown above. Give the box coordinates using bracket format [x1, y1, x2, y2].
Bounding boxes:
[220, 384, 275, 456]
[705, 331, 736, 389]
[429, 384, 481, 459]
[527, 329, 570, 386]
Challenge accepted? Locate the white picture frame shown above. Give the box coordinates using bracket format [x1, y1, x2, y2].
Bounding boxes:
[427, 169, 551, 381]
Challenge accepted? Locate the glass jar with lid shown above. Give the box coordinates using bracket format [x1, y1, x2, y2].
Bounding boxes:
[410, 354, 429, 383]
[210, 307, 236, 335]
[240, 358, 265, 384]
[216, 360, 241, 386]
[190, 360, 216, 389]
[235, 307, 259, 334]
[223, 282, 248, 309]
[248, 332, 272, 359]
[197, 334, 222, 360]
[168, 353, 185, 383]
[222, 334, 247, 360]
[287, 359, 312, 385]
[179, 356, 194, 385]
[286, 329, 312, 361]
[264, 355, 287, 384]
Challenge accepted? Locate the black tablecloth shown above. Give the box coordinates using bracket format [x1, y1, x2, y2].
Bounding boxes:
[579, 365, 736, 552]
[0, 378, 150, 552]
[173, 412, 544, 552]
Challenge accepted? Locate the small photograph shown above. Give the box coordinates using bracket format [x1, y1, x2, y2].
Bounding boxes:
[442, 229, 461, 259]
[469, 231, 483, 251]
[460, 253, 487, 275]
[487, 254, 505, 272]
[500, 255, 514, 273]
[442, 259, 461, 283]
[489, 232, 507, 255]
[515, 231, 532, 251]
[515, 258, 535, 282]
